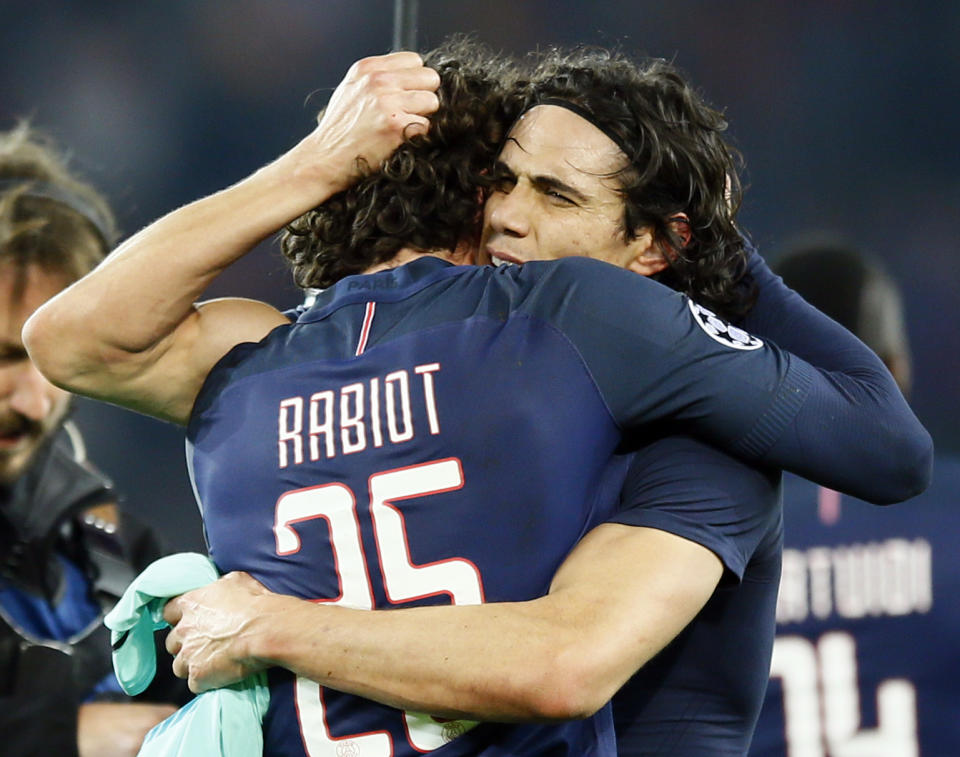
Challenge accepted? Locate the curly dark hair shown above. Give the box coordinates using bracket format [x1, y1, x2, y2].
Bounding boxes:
[281, 38, 520, 289]
[519, 48, 754, 318]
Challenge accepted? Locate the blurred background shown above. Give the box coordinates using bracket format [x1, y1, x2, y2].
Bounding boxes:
[2, 0, 956, 553]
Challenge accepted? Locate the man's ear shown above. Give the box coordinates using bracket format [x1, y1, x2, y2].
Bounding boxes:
[625, 228, 670, 276]
[627, 248, 669, 276]
[626, 215, 691, 276]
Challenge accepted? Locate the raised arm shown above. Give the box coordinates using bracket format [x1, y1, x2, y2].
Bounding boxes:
[523, 257, 932, 505]
[22, 52, 441, 425]
[736, 246, 933, 502]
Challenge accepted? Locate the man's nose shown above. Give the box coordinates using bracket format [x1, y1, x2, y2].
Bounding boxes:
[8, 361, 54, 421]
[487, 185, 532, 239]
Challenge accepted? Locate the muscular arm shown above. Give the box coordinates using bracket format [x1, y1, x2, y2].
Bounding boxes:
[167, 435, 773, 722]
[165, 523, 721, 721]
[22, 53, 442, 425]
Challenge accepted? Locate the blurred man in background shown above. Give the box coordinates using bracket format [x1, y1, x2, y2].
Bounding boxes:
[0, 124, 185, 757]
[749, 240, 958, 757]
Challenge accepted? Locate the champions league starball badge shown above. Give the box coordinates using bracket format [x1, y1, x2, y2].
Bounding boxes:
[687, 300, 764, 350]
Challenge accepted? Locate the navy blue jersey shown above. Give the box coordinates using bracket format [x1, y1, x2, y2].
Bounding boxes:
[734, 249, 931, 503]
[188, 256, 923, 756]
[749, 457, 960, 757]
[608, 437, 782, 756]
[609, 249, 925, 756]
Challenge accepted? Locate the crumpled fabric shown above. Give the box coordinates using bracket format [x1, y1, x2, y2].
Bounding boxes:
[104, 552, 269, 756]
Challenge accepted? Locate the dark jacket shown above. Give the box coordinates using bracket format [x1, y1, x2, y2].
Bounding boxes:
[0, 423, 188, 756]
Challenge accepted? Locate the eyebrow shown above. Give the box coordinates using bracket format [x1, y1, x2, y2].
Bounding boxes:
[493, 157, 591, 205]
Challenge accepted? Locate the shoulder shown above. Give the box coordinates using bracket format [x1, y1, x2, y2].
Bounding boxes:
[504, 258, 685, 334]
[194, 298, 289, 347]
[513, 257, 647, 295]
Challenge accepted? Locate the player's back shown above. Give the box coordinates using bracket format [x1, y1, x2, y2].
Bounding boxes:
[750, 456, 960, 757]
[187, 257, 628, 755]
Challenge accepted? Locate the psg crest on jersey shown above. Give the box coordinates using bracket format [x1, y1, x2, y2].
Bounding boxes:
[688, 300, 764, 350]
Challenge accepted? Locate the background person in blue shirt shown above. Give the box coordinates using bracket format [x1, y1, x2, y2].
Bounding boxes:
[750, 240, 958, 757]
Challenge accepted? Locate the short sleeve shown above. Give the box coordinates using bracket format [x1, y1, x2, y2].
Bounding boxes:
[609, 435, 782, 580]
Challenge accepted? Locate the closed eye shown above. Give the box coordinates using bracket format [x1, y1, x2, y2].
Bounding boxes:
[545, 189, 576, 205]
[531, 177, 587, 207]
[490, 162, 516, 194]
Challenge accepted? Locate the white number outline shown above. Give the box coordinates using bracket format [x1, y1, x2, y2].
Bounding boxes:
[369, 458, 483, 607]
[273, 458, 481, 755]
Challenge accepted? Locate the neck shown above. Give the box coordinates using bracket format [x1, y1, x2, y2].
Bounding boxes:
[363, 248, 435, 275]
[363, 246, 474, 275]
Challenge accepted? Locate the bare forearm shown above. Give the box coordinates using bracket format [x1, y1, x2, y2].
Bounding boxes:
[25, 148, 333, 369]
[167, 528, 720, 723]
[89, 157, 327, 351]
[66, 48, 440, 361]
[249, 594, 614, 722]
[240, 527, 720, 721]
[21, 158, 312, 422]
